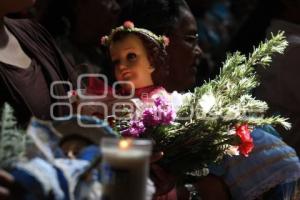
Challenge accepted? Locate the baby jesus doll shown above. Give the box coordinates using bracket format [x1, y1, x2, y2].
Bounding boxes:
[73, 21, 173, 128]
[101, 20, 169, 98]
[66, 21, 180, 199]
[99, 21, 182, 199]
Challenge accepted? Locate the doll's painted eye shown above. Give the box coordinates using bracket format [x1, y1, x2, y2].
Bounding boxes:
[127, 53, 137, 61]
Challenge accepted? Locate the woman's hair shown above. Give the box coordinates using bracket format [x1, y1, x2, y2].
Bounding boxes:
[126, 0, 189, 35]
[109, 31, 169, 86]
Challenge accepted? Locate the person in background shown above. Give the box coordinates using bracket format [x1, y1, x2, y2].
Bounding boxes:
[228, 0, 275, 54]
[186, 0, 235, 84]
[100, 1, 230, 199]
[0, 0, 76, 126]
[34, 0, 120, 76]
[118, 0, 203, 93]
[115, 0, 300, 199]
[254, 0, 300, 156]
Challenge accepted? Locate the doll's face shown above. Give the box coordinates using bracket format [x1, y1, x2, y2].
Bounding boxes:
[110, 34, 154, 91]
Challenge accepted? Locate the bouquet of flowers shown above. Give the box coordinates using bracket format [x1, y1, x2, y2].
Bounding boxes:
[115, 32, 291, 176]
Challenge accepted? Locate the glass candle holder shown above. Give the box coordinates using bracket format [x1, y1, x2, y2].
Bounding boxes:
[101, 138, 152, 200]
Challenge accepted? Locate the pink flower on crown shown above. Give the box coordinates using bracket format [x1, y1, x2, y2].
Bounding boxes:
[101, 36, 108, 45]
[123, 21, 134, 29]
[162, 36, 170, 47]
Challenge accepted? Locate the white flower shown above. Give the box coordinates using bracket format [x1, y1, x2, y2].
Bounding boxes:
[225, 145, 240, 156]
[198, 93, 216, 114]
[182, 92, 193, 104]
[224, 129, 240, 156]
[224, 106, 240, 120]
[169, 91, 193, 112]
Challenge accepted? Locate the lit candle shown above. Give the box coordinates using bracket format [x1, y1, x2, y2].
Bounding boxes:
[101, 138, 152, 200]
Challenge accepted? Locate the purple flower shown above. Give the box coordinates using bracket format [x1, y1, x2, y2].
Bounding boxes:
[121, 120, 145, 137]
[161, 108, 176, 125]
[142, 97, 176, 126]
[121, 96, 176, 138]
[142, 107, 161, 126]
[154, 96, 168, 107]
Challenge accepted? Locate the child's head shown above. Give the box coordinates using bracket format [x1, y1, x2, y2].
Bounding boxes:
[110, 33, 155, 91]
[101, 21, 169, 91]
[59, 135, 93, 158]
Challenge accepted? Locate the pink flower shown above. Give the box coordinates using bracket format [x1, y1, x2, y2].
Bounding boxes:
[235, 124, 254, 157]
[142, 97, 175, 126]
[100, 36, 108, 45]
[123, 21, 134, 29]
[162, 36, 170, 47]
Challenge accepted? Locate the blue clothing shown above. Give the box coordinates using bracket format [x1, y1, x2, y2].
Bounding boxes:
[9, 116, 115, 200]
[211, 127, 300, 200]
[262, 181, 298, 200]
[12, 158, 69, 200]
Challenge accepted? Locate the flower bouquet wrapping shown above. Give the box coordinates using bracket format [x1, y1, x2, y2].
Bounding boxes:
[115, 32, 291, 177]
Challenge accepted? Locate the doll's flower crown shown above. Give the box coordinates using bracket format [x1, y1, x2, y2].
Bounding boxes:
[101, 21, 170, 48]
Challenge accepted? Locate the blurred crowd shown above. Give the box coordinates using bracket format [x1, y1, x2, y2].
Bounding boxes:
[10, 0, 263, 84]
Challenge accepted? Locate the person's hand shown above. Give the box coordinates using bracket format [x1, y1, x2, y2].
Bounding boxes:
[0, 169, 14, 200]
[150, 152, 177, 196]
[150, 151, 164, 163]
[191, 174, 230, 200]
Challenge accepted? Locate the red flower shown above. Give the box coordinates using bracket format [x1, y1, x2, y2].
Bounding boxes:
[235, 124, 254, 157]
[71, 90, 77, 96]
[123, 21, 134, 29]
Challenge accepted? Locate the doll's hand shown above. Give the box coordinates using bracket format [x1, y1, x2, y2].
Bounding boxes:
[150, 152, 177, 197]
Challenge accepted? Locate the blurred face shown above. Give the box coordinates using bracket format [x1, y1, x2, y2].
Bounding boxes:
[110, 34, 154, 91]
[167, 7, 202, 92]
[0, 0, 36, 15]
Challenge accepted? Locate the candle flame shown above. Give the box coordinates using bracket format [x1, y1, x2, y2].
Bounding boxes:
[119, 139, 132, 150]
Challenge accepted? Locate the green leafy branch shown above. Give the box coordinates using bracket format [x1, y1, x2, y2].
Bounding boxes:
[150, 31, 290, 175]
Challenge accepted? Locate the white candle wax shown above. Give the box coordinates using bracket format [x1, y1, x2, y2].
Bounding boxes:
[101, 138, 152, 200]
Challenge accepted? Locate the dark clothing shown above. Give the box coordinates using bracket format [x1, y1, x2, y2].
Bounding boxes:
[0, 17, 77, 126]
